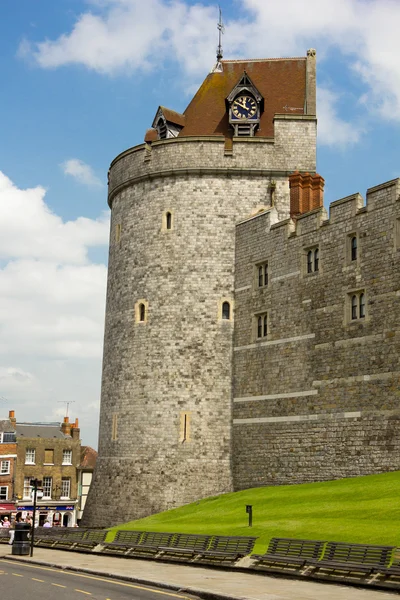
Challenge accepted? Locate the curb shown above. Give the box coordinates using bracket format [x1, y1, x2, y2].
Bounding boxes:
[0, 555, 245, 600]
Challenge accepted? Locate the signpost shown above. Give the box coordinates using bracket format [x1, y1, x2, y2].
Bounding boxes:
[29, 478, 42, 557]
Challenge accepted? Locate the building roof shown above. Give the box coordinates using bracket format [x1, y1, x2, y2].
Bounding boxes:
[179, 57, 307, 138]
[0, 419, 14, 433]
[16, 423, 66, 439]
[79, 445, 97, 470]
[159, 106, 185, 127]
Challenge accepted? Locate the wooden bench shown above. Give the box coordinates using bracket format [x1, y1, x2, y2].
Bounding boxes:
[158, 533, 212, 560]
[34, 528, 87, 548]
[72, 530, 107, 550]
[252, 537, 326, 571]
[382, 550, 400, 583]
[309, 541, 394, 578]
[194, 535, 257, 564]
[128, 531, 175, 557]
[101, 530, 145, 555]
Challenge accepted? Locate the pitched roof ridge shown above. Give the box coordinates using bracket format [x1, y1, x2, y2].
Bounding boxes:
[221, 57, 306, 63]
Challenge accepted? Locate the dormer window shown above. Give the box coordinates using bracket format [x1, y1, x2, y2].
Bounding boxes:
[151, 106, 185, 140]
[156, 117, 167, 140]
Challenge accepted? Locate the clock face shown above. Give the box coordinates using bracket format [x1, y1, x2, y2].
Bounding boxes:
[232, 95, 257, 119]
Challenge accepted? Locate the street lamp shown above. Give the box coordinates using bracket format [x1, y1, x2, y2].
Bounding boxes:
[29, 478, 42, 557]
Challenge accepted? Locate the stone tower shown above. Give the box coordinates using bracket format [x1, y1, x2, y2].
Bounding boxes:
[82, 50, 317, 527]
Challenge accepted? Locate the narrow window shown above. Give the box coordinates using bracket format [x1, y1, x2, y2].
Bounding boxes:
[0, 486, 8, 500]
[222, 301, 231, 320]
[359, 293, 365, 318]
[166, 212, 172, 230]
[61, 478, 71, 499]
[43, 477, 52, 499]
[307, 250, 313, 274]
[62, 450, 72, 465]
[23, 477, 32, 499]
[258, 266, 263, 287]
[351, 236, 357, 261]
[257, 316, 262, 338]
[263, 315, 268, 337]
[264, 263, 268, 286]
[111, 413, 118, 441]
[115, 223, 121, 244]
[351, 295, 358, 320]
[139, 303, 146, 322]
[180, 412, 191, 443]
[25, 448, 35, 464]
[314, 248, 319, 272]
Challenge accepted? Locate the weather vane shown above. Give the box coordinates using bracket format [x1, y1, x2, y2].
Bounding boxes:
[216, 5, 224, 62]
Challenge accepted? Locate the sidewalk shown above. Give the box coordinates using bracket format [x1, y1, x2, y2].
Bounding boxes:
[0, 544, 398, 600]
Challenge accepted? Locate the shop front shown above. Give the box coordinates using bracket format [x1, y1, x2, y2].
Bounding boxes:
[0, 503, 16, 524]
[17, 503, 77, 527]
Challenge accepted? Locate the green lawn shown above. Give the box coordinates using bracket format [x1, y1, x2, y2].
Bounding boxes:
[109, 471, 400, 553]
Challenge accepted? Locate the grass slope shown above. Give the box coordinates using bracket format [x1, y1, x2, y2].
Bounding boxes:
[110, 471, 400, 553]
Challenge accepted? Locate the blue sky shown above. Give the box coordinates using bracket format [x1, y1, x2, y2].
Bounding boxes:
[1, 0, 400, 447]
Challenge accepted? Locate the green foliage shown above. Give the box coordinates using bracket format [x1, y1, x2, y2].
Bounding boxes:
[108, 471, 400, 553]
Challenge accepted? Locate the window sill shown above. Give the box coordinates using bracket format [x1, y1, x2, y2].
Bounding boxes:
[0, 473, 10, 476]
[25, 462, 35, 465]
[43, 463, 54, 466]
[60, 497, 70, 500]
[62, 463, 72, 466]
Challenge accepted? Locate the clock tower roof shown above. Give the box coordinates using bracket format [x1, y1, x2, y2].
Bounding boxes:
[177, 53, 315, 139]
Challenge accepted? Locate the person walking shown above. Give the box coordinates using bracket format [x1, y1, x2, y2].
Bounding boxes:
[2, 516, 10, 528]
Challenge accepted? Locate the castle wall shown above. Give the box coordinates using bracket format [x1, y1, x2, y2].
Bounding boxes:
[233, 178, 400, 489]
[83, 119, 316, 527]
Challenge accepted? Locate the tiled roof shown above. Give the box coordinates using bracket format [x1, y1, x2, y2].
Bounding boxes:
[79, 445, 97, 469]
[144, 128, 158, 142]
[0, 420, 14, 433]
[16, 423, 65, 439]
[179, 57, 307, 138]
[160, 106, 185, 127]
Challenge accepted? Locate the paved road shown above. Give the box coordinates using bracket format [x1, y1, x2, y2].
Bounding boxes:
[0, 559, 193, 600]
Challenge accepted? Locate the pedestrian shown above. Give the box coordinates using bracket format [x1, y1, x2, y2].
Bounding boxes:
[9, 513, 23, 545]
[2, 516, 10, 528]
[25, 515, 33, 527]
[43, 520, 51, 528]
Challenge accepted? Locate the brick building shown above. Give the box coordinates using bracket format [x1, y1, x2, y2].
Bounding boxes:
[15, 415, 81, 526]
[0, 415, 17, 521]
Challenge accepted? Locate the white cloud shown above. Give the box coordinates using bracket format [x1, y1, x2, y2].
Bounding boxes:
[61, 158, 103, 188]
[317, 87, 363, 147]
[0, 171, 109, 446]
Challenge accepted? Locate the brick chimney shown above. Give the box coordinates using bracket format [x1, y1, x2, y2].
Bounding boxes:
[289, 171, 325, 218]
[8, 410, 16, 428]
[71, 418, 80, 441]
[61, 416, 71, 436]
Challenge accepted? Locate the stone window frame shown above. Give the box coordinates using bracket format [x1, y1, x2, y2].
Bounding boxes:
[395, 217, 400, 250]
[218, 297, 234, 321]
[62, 449, 72, 465]
[304, 245, 320, 275]
[254, 260, 269, 289]
[111, 413, 118, 441]
[25, 448, 36, 465]
[179, 412, 191, 444]
[346, 232, 359, 264]
[161, 210, 174, 232]
[0, 485, 8, 500]
[135, 299, 149, 324]
[0, 460, 10, 475]
[254, 311, 269, 341]
[346, 289, 367, 324]
[115, 223, 122, 244]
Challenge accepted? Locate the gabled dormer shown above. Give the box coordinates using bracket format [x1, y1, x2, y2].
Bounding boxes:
[151, 106, 185, 140]
[226, 71, 263, 137]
